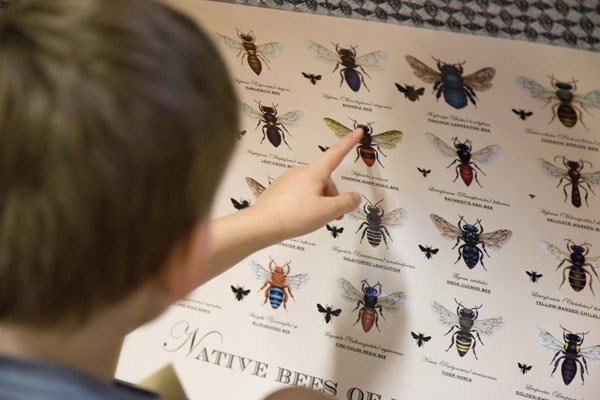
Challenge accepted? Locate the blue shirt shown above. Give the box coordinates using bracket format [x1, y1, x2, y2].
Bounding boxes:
[0, 354, 158, 400]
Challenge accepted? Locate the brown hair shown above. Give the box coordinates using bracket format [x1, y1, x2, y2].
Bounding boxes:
[0, 0, 238, 324]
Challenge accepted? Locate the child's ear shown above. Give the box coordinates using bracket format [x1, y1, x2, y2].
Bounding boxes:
[157, 220, 211, 300]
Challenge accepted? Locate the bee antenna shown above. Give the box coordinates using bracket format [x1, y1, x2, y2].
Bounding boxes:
[454, 298, 464, 307]
[235, 27, 242, 36]
[431, 56, 441, 63]
[553, 155, 565, 163]
[456, 60, 466, 66]
[581, 159, 593, 168]
[373, 199, 384, 207]
[472, 304, 483, 310]
[361, 194, 373, 205]
[269, 256, 276, 264]
[559, 324, 572, 333]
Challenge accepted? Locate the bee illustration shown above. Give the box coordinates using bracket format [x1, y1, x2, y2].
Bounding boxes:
[326, 224, 344, 238]
[406, 56, 495, 109]
[231, 285, 250, 301]
[425, 133, 500, 187]
[419, 245, 439, 259]
[349, 196, 406, 249]
[411, 332, 432, 347]
[517, 75, 600, 130]
[518, 363, 532, 374]
[318, 145, 329, 152]
[324, 118, 402, 168]
[537, 156, 600, 208]
[541, 239, 600, 295]
[512, 108, 533, 120]
[433, 299, 504, 359]
[240, 101, 303, 149]
[529, 194, 536, 199]
[215, 29, 282, 75]
[302, 72, 322, 85]
[251, 258, 309, 310]
[431, 214, 512, 271]
[230, 198, 251, 210]
[238, 130, 247, 140]
[395, 83, 425, 101]
[417, 167, 431, 177]
[317, 304, 341, 323]
[536, 325, 600, 385]
[338, 278, 405, 333]
[304, 41, 387, 92]
[526, 271, 543, 283]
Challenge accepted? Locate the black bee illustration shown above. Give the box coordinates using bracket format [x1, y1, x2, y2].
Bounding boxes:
[417, 167, 431, 177]
[240, 100, 303, 149]
[215, 29, 282, 75]
[305, 41, 387, 92]
[406, 56, 495, 109]
[526, 271, 543, 283]
[317, 304, 341, 323]
[537, 156, 600, 208]
[517, 75, 600, 130]
[349, 196, 406, 249]
[425, 133, 500, 188]
[536, 325, 600, 385]
[518, 363, 532, 374]
[326, 224, 344, 238]
[411, 332, 432, 347]
[529, 194, 536, 199]
[238, 130, 247, 140]
[419, 245, 439, 259]
[231, 285, 250, 301]
[230, 198, 251, 210]
[541, 239, 600, 295]
[318, 145, 329, 152]
[338, 278, 405, 333]
[433, 299, 504, 359]
[395, 83, 425, 101]
[302, 72, 322, 85]
[512, 109, 533, 120]
[431, 214, 512, 271]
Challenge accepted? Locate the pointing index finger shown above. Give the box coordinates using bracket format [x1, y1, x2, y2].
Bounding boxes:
[316, 127, 363, 173]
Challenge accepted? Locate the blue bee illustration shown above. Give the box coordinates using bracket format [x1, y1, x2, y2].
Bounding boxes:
[251, 258, 309, 310]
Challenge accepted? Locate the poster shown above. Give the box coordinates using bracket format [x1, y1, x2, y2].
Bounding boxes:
[116, 1, 600, 399]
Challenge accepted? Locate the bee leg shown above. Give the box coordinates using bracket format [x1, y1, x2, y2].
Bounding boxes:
[355, 145, 362, 163]
[572, 104, 590, 131]
[453, 164, 461, 182]
[454, 244, 465, 264]
[562, 182, 571, 203]
[581, 355, 589, 375]
[559, 266, 571, 289]
[472, 167, 483, 188]
[581, 181, 593, 206]
[357, 70, 370, 92]
[332, 62, 340, 74]
[474, 329, 484, 346]
[445, 331, 458, 352]
[481, 241, 490, 258]
[556, 258, 568, 271]
[435, 85, 444, 101]
[576, 358, 586, 384]
[587, 263, 600, 281]
[551, 355, 565, 376]
[338, 68, 345, 87]
[279, 128, 292, 150]
[549, 102, 559, 125]
[257, 53, 271, 70]
[583, 269, 594, 296]
[478, 248, 487, 271]
[464, 86, 477, 107]
[260, 125, 268, 144]
[353, 308, 363, 325]
[240, 52, 246, 66]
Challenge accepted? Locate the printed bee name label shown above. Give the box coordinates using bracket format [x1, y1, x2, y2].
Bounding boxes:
[276, 241, 305, 252]
[515, 384, 551, 400]
[342, 251, 415, 274]
[341, 174, 400, 191]
[276, 238, 316, 252]
[324, 331, 404, 360]
[174, 298, 222, 314]
[532, 292, 600, 320]
[428, 186, 509, 210]
[246, 149, 310, 169]
[422, 356, 498, 383]
[446, 273, 491, 294]
[322, 93, 393, 113]
[526, 128, 600, 152]
[427, 112, 492, 133]
[248, 312, 298, 334]
[235, 78, 291, 96]
[539, 209, 600, 232]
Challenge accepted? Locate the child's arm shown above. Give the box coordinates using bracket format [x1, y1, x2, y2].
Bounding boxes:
[203, 128, 363, 282]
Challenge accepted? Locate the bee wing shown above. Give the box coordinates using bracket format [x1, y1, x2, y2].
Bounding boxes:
[378, 291, 406, 312]
[411, 332, 419, 339]
[535, 326, 565, 353]
[371, 130, 403, 149]
[231, 285, 240, 294]
[516, 77, 556, 102]
[579, 345, 600, 364]
[473, 316, 504, 337]
[256, 41, 283, 57]
[425, 132, 458, 159]
[432, 301, 458, 327]
[381, 208, 407, 227]
[463, 67, 496, 91]
[430, 214, 462, 241]
[278, 110, 304, 127]
[304, 41, 341, 65]
[355, 51, 388, 71]
[323, 118, 353, 138]
[214, 33, 244, 52]
[470, 145, 501, 165]
[286, 273, 310, 290]
[338, 278, 364, 303]
[537, 158, 568, 179]
[479, 229, 512, 250]
[405, 55, 441, 84]
[239, 101, 263, 120]
[250, 261, 271, 282]
[331, 308, 342, 316]
[245, 177, 266, 198]
[575, 89, 600, 110]
[395, 83, 407, 93]
[585, 254, 600, 269]
[581, 170, 600, 186]
[348, 207, 367, 221]
[540, 241, 570, 262]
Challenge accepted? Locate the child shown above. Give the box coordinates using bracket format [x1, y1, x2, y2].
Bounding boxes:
[0, 0, 362, 398]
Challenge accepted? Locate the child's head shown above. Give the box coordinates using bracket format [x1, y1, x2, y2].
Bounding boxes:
[0, 0, 238, 326]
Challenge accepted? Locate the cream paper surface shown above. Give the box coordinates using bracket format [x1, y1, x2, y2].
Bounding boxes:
[116, 1, 600, 399]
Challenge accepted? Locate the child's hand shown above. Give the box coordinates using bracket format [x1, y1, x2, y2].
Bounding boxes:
[252, 127, 363, 240]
